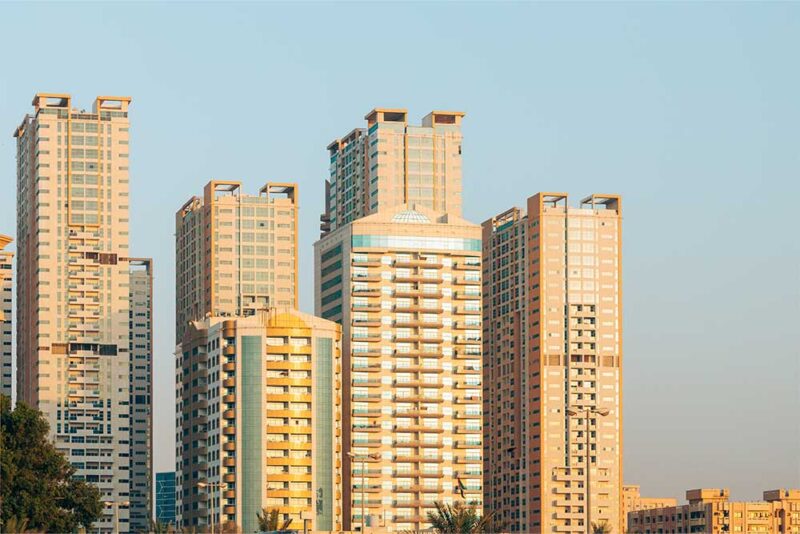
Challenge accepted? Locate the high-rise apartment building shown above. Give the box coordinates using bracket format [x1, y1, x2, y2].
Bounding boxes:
[482, 193, 623, 533]
[622, 484, 677, 533]
[14, 93, 150, 532]
[175, 309, 342, 533]
[320, 109, 464, 235]
[627, 488, 800, 534]
[175, 181, 298, 342]
[128, 258, 153, 532]
[315, 203, 483, 533]
[0, 234, 12, 398]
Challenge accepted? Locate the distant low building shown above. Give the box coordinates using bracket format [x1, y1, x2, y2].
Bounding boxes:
[623, 485, 678, 533]
[627, 488, 800, 534]
[155, 472, 176, 526]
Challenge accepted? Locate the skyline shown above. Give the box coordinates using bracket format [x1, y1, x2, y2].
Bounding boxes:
[1, 1, 798, 504]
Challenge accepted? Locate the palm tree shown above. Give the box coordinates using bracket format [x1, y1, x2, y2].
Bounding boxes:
[591, 519, 613, 534]
[1, 517, 34, 533]
[144, 519, 176, 533]
[426, 501, 497, 534]
[256, 508, 280, 531]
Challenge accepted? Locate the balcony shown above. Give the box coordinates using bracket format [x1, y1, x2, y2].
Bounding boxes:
[395, 395, 443, 403]
[352, 288, 381, 297]
[352, 393, 382, 402]
[395, 365, 444, 374]
[395, 410, 444, 418]
[351, 274, 381, 282]
[394, 380, 444, 389]
[395, 425, 444, 433]
[395, 456, 444, 464]
[454, 261, 481, 271]
[351, 303, 381, 311]
[394, 260, 441, 269]
[352, 363, 382, 373]
[352, 334, 382, 343]
[352, 409, 382, 418]
[352, 319, 381, 327]
[352, 378, 382, 386]
[353, 424, 382, 433]
[351, 258, 381, 267]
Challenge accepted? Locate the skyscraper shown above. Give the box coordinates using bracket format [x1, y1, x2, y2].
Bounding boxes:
[316, 107, 482, 532]
[0, 234, 12, 398]
[482, 193, 623, 533]
[128, 258, 153, 532]
[175, 181, 298, 342]
[14, 93, 151, 532]
[175, 309, 342, 533]
[321, 109, 464, 235]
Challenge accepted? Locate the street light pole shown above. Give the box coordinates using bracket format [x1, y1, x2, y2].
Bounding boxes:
[567, 407, 609, 534]
[103, 500, 129, 533]
[348, 452, 380, 533]
[198, 481, 227, 534]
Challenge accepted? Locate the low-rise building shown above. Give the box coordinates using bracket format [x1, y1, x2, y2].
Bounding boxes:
[623, 485, 678, 533]
[627, 488, 800, 534]
[155, 472, 177, 526]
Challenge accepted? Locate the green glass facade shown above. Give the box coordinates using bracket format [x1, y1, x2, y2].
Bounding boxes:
[241, 335, 263, 534]
[352, 234, 480, 251]
[314, 337, 334, 531]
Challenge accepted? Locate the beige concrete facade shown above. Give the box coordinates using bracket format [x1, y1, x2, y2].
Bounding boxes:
[628, 488, 800, 534]
[175, 181, 298, 343]
[0, 234, 12, 398]
[315, 204, 483, 533]
[14, 93, 150, 532]
[482, 193, 623, 533]
[128, 258, 153, 532]
[623, 485, 677, 533]
[175, 309, 342, 533]
[321, 109, 464, 235]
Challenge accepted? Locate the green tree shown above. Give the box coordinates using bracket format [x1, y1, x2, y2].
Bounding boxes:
[0, 394, 103, 532]
[592, 519, 614, 534]
[426, 501, 497, 534]
[256, 508, 280, 531]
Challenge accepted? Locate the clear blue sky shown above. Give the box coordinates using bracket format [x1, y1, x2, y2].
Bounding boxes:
[1, 2, 798, 501]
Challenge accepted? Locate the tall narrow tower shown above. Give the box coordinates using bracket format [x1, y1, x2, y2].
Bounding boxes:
[14, 93, 146, 532]
[321, 109, 464, 236]
[315, 109, 483, 533]
[128, 258, 153, 532]
[175, 181, 298, 342]
[0, 234, 12, 398]
[482, 193, 623, 534]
